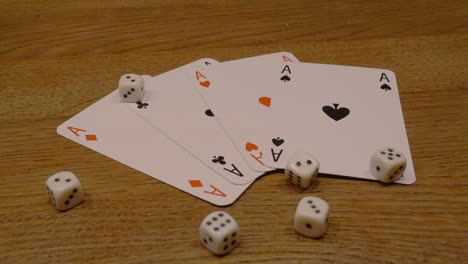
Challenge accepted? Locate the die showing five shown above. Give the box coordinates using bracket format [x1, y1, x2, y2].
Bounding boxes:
[370, 147, 407, 183]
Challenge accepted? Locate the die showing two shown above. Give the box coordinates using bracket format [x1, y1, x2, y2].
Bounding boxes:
[286, 151, 320, 189]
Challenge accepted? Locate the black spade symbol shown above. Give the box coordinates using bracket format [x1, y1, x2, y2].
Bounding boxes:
[322, 103, 350, 121]
[205, 109, 214, 117]
[381, 84, 392, 91]
[272, 137, 284, 147]
[280, 75, 291, 82]
[204, 61, 211, 65]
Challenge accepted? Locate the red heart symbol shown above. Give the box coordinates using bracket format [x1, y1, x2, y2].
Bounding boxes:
[199, 81, 211, 88]
[258, 96, 271, 107]
[245, 142, 259, 152]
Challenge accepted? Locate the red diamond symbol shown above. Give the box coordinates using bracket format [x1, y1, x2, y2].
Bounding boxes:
[85, 134, 97, 141]
[189, 180, 203, 187]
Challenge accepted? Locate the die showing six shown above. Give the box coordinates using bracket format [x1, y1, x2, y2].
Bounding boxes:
[200, 211, 240, 255]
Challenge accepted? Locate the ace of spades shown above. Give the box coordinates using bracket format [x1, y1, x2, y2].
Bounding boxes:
[272, 62, 415, 184]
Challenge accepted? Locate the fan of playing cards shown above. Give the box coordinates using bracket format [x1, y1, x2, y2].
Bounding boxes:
[57, 52, 415, 206]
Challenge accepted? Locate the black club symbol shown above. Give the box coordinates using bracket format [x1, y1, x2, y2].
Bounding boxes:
[136, 101, 148, 109]
[212, 156, 226, 165]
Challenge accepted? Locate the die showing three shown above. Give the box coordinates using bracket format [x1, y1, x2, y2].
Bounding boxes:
[294, 197, 329, 238]
[118, 73, 145, 103]
[45, 171, 83, 211]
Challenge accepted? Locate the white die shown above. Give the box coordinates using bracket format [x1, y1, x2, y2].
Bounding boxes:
[118, 73, 145, 103]
[285, 151, 320, 189]
[45, 171, 83, 211]
[369, 147, 407, 183]
[294, 197, 329, 238]
[200, 211, 239, 255]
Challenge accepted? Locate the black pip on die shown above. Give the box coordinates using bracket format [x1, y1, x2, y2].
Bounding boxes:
[294, 197, 329, 238]
[200, 211, 239, 255]
[46, 171, 83, 211]
[285, 151, 320, 189]
[369, 147, 407, 183]
[118, 73, 145, 103]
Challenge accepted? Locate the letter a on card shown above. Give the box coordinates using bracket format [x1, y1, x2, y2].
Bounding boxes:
[68, 126, 86, 137]
[204, 185, 227, 197]
[67, 126, 97, 141]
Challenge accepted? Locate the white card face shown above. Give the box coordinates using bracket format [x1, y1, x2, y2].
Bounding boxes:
[188, 52, 300, 170]
[262, 63, 416, 184]
[57, 89, 253, 206]
[126, 59, 268, 184]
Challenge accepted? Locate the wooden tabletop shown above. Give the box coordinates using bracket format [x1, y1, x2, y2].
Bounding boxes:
[1, 1, 466, 263]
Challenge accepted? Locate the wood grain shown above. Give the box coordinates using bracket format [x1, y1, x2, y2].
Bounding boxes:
[0, 1, 466, 263]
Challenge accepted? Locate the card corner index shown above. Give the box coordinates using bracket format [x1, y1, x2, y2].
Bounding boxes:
[198, 58, 219, 64]
[206, 191, 241, 207]
[56, 122, 69, 136]
[56, 123, 63, 135]
[379, 68, 397, 79]
[278, 51, 299, 62]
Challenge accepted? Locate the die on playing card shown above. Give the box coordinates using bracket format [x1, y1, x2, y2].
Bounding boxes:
[200, 211, 239, 255]
[118, 73, 145, 103]
[124, 59, 264, 186]
[58, 62, 255, 206]
[369, 147, 407, 183]
[285, 151, 320, 189]
[45, 171, 83, 211]
[294, 197, 329, 238]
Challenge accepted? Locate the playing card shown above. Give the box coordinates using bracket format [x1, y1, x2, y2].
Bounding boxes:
[188, 52, 300, 170]
[57, 89, 253, 206]
[125, 59, 268, 184]
[262, 63, 416, 184]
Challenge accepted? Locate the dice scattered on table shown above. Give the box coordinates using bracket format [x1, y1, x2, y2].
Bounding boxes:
[294, 196, 329, 238]
[200, 211, 239, 255]
[369, 147, 407, 183]
[118, 73, 145, 103]
[285, 151, 320, 189]
[45, 171, 83, 211]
